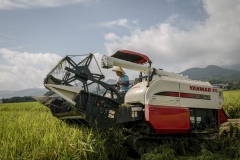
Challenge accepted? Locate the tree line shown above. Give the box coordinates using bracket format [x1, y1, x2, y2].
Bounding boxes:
[2, 96, 36, 103]
[209, 78, 240, 90]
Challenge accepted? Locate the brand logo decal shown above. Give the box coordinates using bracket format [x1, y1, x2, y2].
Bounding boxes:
[190, 86, 217, 92]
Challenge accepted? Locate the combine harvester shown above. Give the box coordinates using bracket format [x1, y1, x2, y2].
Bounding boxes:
[35, 50, 228, 155]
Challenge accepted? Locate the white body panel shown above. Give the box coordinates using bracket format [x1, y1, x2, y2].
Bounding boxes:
[125, 81, 148, 104]
[125, 75, 223, 109]
[179, 82, 223, 109]
[145, 77, 180, 107]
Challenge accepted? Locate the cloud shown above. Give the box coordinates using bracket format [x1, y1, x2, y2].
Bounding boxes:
[0, 0, 98, 10]
[99, 18, 138, 29]
[104, 33, 120, 41]
[0, 49, 121, 90]
[0, 48, 62, 90]
[104, 0, 240, 73]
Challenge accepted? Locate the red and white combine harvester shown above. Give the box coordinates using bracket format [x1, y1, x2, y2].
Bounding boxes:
[35, 50, 228, 154]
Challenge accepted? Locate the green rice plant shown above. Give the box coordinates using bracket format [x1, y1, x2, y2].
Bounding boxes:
[223, 90, 240, 118]
[141, 134, 240, 160]
[99, 129, 128, 160]
[0, 102, 128, 160]
[0, 102, 49, 112]
[191, 145, 225, 160]
[141, 144, 176, 160]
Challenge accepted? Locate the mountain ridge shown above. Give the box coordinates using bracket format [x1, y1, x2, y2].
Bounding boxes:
[180, 65, 240, 81]
[0, 88, 47, 99]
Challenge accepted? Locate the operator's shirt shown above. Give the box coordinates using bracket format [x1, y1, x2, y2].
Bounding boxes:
[117, 74, 130, 92]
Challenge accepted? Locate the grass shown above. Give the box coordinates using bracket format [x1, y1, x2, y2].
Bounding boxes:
[142, 133, 240, 160]
[0, 90, 240, 159]
[223, 90, 240, 118]
[0, 102, 128, 160]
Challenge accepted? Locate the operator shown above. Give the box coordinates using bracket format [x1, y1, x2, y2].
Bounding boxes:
[112, 67, 130, 93]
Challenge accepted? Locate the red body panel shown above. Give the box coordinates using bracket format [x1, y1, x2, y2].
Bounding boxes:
[145, 105, 190, 134]
[218, 109, 228, 125]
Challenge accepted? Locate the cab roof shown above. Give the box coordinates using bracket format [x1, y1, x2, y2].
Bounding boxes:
[111, 50, 152, 64]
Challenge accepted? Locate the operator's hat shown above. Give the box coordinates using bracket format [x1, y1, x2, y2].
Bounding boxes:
[112, 67, 125, 74]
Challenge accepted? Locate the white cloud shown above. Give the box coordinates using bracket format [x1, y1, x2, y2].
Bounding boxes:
[0, 49, 125, 90]
[99, 18, 138, 29]
[0, 48, 62, 90]
[0, 0, 98, 10]
[104, 33, 120, 41]
[104, 0, 240, 73]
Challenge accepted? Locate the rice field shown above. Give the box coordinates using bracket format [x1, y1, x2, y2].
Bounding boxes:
[223, 90, 240, 118]
[0, 90, 240, 159]
[0, 102, 127, 160]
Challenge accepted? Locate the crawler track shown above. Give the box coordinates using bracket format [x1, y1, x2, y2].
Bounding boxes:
[123, 127, 222, 156]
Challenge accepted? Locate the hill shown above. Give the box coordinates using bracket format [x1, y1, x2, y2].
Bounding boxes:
[180, 65, 240, 82]
[0, 88, 47, 99]
[0, 79, 133, 99]
[222, 64, 240, 71]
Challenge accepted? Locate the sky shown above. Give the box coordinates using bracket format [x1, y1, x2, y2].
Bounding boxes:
[0, 0, 240, 90]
